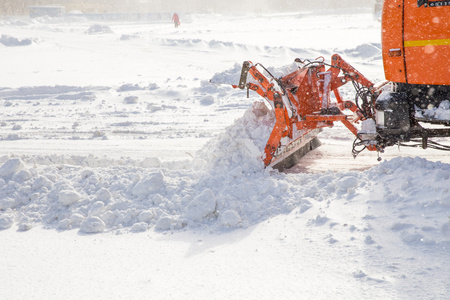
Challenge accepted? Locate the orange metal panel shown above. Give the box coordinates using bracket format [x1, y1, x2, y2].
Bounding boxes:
[403, 1, 450, 84]
[382, 0, 406, 82]
[382, 0, 450, 84]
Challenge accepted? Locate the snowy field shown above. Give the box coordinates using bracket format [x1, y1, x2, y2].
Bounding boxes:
[1, 9, 449, 300]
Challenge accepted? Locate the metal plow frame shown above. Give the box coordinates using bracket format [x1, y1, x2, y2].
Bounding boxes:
[234, 54, 378, 170]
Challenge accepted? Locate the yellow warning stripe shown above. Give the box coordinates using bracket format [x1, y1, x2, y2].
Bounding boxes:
[404, 39, 450, 47]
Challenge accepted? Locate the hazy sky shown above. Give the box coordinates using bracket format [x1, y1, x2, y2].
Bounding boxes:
[0, 0, 376, 15]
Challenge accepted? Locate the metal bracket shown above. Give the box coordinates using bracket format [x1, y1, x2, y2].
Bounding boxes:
[238, 61, 251, 90]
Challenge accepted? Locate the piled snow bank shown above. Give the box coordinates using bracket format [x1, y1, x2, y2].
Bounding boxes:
[0, 158, 24, 177]
[80, 216, 106, 233]
[0, 149, 449, 250]
[363, 156, 450, 246]
[0, 214, 14, 229]
[59, 190, 81, 206]
[0, 102, 449, 247]
[343, 43, 381, 59]
[0, 103, 270, 232]
[0, 152, 448, 248]
[0, 35, 33, 47]
[210, 63, 242, 85]
[185, 189, 217, 221]
[416, 100, 450, 121]
[85, 24, 113, 35]
[192, 101, 273, 173]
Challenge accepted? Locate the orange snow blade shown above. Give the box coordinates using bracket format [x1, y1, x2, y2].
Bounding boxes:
[267, 133, 322, 171]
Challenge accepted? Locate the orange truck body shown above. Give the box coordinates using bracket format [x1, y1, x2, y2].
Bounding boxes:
[382, 0, 450, 85]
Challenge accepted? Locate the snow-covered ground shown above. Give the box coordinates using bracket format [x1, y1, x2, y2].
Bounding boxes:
[0, 10, 449, 300]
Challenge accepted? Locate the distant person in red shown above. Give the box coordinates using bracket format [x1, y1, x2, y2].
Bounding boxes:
[172, 13, 180, 28]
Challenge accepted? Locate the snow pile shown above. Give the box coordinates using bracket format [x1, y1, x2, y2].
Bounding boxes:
[117, 83, 147, 92]
[161, 38, 242, 51]
[119, 34, 139, 41]
[416, 100, 450, 121]
[343, 43, 382, 59]
[85, 24, 113, 35]
[363, 157, 450, 247]
[0, 102, 273, 232]
[210, 63, 242, 85]
[193, 101, 273, 173]
[0, 35, 32, 47]
[0, 19, 31, 27]
[0, 85, 105, 101]
[1, 107, 449, 248]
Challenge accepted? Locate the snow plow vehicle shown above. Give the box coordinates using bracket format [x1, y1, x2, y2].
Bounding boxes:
[232, 0, 450, 170]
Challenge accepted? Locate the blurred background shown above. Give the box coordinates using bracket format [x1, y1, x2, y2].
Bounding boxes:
[0, 0, 377, 16]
